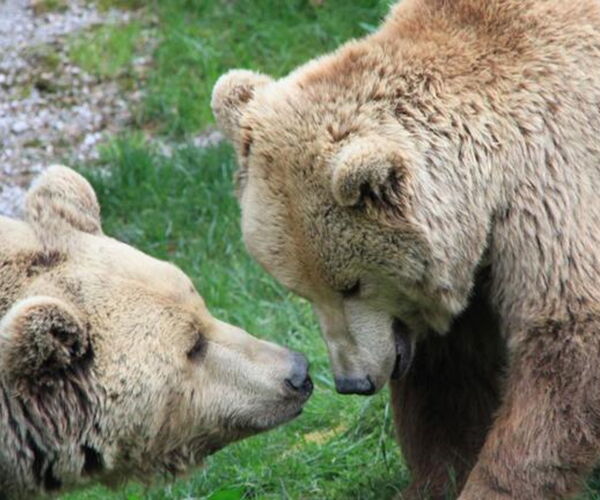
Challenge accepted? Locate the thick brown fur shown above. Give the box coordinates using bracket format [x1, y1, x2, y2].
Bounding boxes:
[212, 0, 600, 497]
[0, 167, 310, 499]
[391, 269, 506, 499]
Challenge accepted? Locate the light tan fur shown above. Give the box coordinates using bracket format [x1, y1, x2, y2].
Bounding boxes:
[0, 167, 311, 499]
[213, 0, 600, 497]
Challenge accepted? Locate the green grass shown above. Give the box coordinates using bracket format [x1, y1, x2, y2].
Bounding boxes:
[63, 138, 405, 500]
[68, 0, 388, 135]
[95, 0, 147, 11]
[61, 0, 600, 498]
[69, 21, 142, 78]
[138, 0, 387, 136]
[31, 0, 69, 15]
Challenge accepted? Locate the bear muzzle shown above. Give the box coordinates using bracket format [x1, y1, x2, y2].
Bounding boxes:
[332, 319, 413, 395]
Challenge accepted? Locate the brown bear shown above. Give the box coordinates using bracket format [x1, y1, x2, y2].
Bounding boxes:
[211, 0, 600, 498]
[0, 166, 312, 499]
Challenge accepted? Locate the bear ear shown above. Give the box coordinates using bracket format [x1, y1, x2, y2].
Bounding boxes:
[25, 166, 103, 244]
[211, 69, 273, 142]
[330, 136, 413, 214]
[0, 296, 92, 390]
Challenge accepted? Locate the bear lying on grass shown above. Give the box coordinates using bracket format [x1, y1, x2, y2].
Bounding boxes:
[212, 0, 600, 497]
[0, 166, 312, 499]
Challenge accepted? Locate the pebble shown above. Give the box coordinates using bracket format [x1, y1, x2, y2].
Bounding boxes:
[11, 121, 28, 134]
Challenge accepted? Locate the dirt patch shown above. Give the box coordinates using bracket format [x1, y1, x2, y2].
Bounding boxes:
[0, 0, 139, 216]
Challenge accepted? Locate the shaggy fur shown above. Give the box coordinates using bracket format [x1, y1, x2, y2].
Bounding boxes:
[212, 0, 600, 497]
[0, 167, 311, 499]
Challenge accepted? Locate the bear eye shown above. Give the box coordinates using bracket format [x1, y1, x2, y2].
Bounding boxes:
[340, 281, 361, 298]
[187, 333, 206, 362]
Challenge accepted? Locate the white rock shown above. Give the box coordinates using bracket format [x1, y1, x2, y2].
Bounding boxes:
[11, 120, 28, 134]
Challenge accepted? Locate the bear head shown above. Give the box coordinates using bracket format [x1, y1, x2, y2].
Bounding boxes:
[211, 49, 497, 395]
[0, 166, 312, 496]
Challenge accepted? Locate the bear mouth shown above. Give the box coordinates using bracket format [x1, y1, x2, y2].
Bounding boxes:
[391, 318, 413, 380]
[227, 401, 307, 436]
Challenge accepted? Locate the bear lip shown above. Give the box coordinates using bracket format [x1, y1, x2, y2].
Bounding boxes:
[391, 318, 413, 380]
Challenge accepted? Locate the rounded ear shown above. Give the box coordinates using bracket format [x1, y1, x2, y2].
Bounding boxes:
[0, 296, 92, 389]
[25, 166, 103, 244]
[211, 69, 273, 143]
[330, 136, 414, 214]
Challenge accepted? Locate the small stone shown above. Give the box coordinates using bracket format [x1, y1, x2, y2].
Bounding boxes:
[82, 132, 98, 147]
[11, 121, 28, 134]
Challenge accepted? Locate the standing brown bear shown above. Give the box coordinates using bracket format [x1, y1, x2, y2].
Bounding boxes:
[211, 0, 600, 498]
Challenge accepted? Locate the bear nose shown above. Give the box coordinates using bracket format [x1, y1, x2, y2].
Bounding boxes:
[285, 351, 313, 396]
[334, 376, 376, 395]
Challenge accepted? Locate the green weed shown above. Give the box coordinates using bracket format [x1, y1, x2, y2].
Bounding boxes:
[69, 21, 142, 78]
[31, 0, 69, 15]
[142, 0, 390, 137]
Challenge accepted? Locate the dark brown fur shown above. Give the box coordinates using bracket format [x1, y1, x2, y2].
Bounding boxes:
[392, 270, 506, 499]
[0, 355, 102, 498]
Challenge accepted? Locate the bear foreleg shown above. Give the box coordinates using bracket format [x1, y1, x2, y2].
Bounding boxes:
[460, 314, 600, 499]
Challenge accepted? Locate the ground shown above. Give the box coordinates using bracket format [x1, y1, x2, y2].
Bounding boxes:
[1, 0, 599, 499]
[0, 0, 140, 215]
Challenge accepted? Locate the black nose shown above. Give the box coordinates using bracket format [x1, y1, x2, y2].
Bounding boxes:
[335, 376, 376, 395]
[285, 351, 313, 396]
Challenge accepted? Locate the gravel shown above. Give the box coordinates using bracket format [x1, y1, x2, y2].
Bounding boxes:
[0, 0, 137, 217]
[0, 0, 112, 49]
[0, 0, 224, 218]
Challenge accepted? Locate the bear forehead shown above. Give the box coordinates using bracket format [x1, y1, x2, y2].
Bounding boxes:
[245, 87, 372, 157]
[69, 232, 201, 308]
[2, 217, 201, 313]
